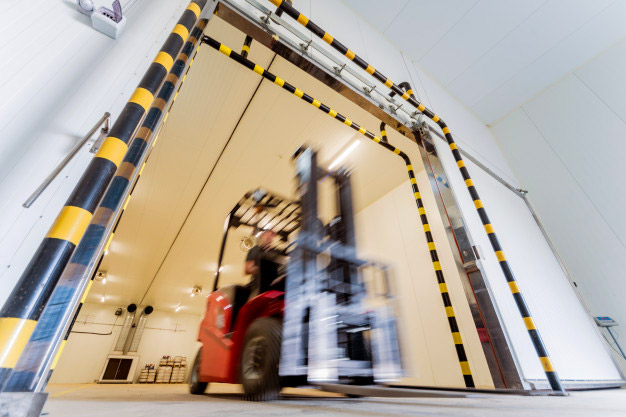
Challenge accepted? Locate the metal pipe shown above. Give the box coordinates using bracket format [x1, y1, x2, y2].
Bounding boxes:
[379, 122, 388, 143]
[214, 213, 232, 292]
[114, 305, 137, 353]
[128, 306, 153, 353]
[22, 112, 111, 208]
[0, 0, 209, 393]
[607, 328, 626, 360]
[425, 128, 525, 197]
[241, 35, 253, 58]
[202, 35, 477, 388]
[268, 0, 564, 394]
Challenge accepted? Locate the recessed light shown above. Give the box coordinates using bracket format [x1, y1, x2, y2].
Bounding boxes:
[191, 285, 202, 297]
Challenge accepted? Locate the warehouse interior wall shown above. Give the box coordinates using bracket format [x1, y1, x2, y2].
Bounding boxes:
[50, 302, 201, 384]
[355, 177, 493, 388]
[50, 167, 496, 388]
[490, 36, 626, 373]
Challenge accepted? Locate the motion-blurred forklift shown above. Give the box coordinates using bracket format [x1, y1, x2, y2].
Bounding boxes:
[191, 147, 402, 400]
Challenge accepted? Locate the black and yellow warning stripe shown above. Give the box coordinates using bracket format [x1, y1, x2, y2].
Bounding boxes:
[3, 20, 208, 393]
[241, 35, 253, 58]
[379, 122, 388, 143]
[0, 0, 207, 391]
[202, 35, 476, 388]
[268, 0, 563, 393]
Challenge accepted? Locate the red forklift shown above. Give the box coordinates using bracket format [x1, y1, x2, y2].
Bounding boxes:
[190, 147, 402, 400]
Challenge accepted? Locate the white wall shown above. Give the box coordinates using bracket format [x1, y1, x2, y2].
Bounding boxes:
[0, 0, 194, 307]
[491, 37, 626, 372]
[51, 302, 201, 384]
[355, 173, 494, 388]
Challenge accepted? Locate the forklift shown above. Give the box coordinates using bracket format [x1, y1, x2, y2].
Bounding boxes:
[190, 147, 402, 400]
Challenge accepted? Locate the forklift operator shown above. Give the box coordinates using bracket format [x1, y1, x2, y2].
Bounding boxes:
[244, 230, 285, 295]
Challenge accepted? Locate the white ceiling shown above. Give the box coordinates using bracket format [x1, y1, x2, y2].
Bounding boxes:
[342, 0, 626, 124]
[88, 17, 425, 314]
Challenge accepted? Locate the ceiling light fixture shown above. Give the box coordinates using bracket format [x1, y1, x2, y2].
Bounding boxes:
[191, 285, 202, 297]
[175, 305, 182, 312]
[101, 295, 105, 303]
[101, 278, 107, 284]
[328, 140, 360, 170]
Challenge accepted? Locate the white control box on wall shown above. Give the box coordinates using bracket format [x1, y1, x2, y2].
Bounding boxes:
[91, 1, 126, 39]
[92, 10, 127, 39]
[77, 0, 127, 39]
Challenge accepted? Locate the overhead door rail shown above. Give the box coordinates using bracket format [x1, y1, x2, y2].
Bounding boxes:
[202, 35, 477, 388]
[266, 0, 564, 394]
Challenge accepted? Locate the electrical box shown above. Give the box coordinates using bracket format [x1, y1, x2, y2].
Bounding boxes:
[594, 316, 617, 328]
[91, 1, 126, 39]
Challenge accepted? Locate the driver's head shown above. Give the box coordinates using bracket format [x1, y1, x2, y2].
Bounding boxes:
[259, 230, 276, 247]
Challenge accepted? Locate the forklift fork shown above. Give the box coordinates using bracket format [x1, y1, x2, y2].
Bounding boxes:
[279, 147, 402, 384]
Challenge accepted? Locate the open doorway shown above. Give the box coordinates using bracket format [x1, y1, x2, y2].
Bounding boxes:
[49, 14, 496, 392]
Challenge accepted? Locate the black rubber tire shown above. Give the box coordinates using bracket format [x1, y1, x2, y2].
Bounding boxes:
[189, 348, 209, 395]
[239, 317, 282, 401]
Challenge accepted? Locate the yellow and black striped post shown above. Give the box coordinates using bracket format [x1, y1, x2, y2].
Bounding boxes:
[0, 0, 208, 391]
[241, 35, 253, 58]
[202, 36, 476, 388]
[2, 17, 208, 393]
[268, 0, 564, 392]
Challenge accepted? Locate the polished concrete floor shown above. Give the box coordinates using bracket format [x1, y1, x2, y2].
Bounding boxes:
[43, 383, 626, 417]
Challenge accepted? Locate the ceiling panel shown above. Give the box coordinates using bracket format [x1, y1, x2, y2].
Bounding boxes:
[342, 0, 409, 34]
[418, 0, 547, 87]
[88, 16, 425, 314]
[473, 1, 626, 123]
[342, 0, 626, 124]
[447, 0, 614, 107]
[575, 37, 626, 123]
[382, 0, 480, 61]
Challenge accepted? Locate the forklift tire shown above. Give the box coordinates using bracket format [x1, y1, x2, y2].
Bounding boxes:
[239, 317, 282, 401]
[189, 348, 209, 395]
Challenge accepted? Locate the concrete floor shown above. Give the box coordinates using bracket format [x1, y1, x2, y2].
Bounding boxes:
[43, 383, 626, 417]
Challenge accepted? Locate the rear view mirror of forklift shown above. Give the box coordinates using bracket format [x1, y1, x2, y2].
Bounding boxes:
[191, 147, 402, 401]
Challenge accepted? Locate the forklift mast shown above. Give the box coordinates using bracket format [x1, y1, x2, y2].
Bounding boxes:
[280, 147, 402, 384]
